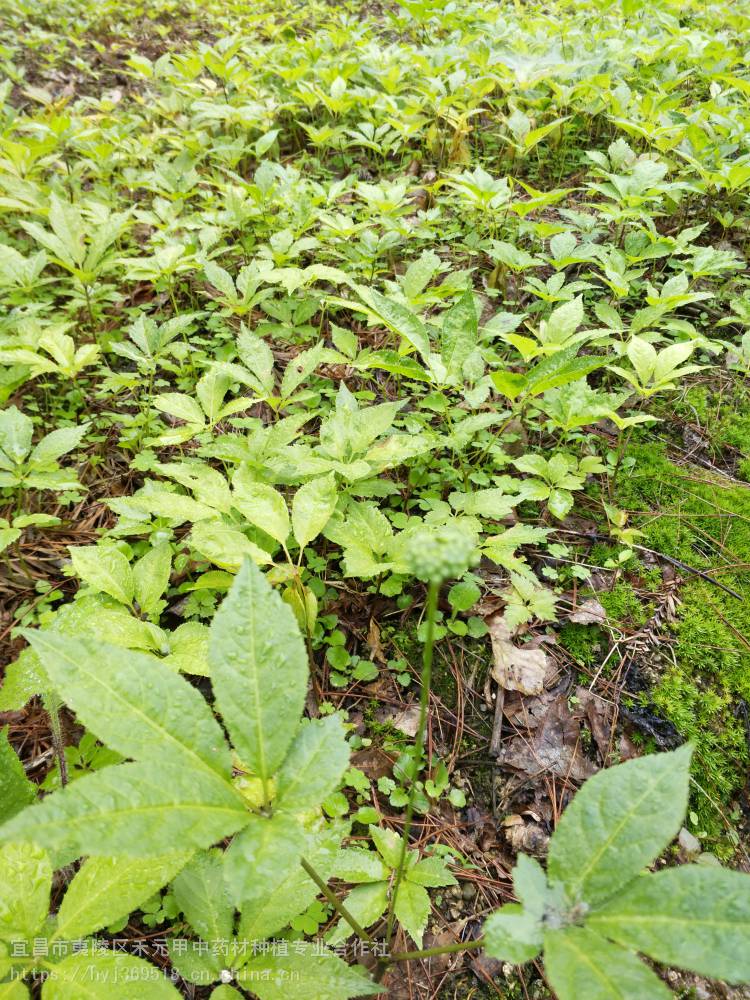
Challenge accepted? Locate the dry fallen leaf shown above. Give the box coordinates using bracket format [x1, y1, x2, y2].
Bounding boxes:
[569, 598, 607, 624]
[488, 613, 547, 695]
[366, 617, 387, 664]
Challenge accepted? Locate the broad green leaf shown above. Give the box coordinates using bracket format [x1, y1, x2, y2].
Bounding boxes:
[133, 543, 172, 615]
[275, 715, 350, 812]
[0, 761, 248, 862]
[589, 866, 750, 982]
[544, 926, 671, 1000]
[238, 824, 340, 943]
[449, 487, 517, 520]
[210, 989, 243, 1000]
[331, 849, 390, 884]
[224, 813, 306, 907]
[55, 852, 191, 939]
[25, 632, 232, 779]
[0, 982, 29, 999]
[68, 545, 134, 606]
[232, 473, 290, 544]
[153, 392, 205, 425]
[0, 406, 33, 465]
[369, 824, 404, 869]
[172, 849, 234, 943]
[547, 745, 692, 906]
[406, 855, 457, 888]
[189, 521, 273, 571]
[626, 336, 657, 384]
[109, 491, 218, 525]
[168, 942, 221, 986]
[440, 288, 478, 381]
[393, 879, 430, 947]
[0, 728, 36, 822]
[484, 903, 542, 964]
[0, 842, 51, 938]
[327, 882, 389, 944]
[364, 288, 431, 361]
[291, 473, 338, 550]
[524, 347, 605, 397]
[513, 854, 548, 918]
[28, 424, 87, 467]
[239, 943, 382, 999]
[42, 952, 182, 999]
[208, 560, 308, 786]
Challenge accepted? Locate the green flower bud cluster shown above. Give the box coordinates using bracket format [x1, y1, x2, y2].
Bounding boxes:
[403, 524, 478, 583]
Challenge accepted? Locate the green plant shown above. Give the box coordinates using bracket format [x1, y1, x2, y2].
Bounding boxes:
[482, 745, 750, 999]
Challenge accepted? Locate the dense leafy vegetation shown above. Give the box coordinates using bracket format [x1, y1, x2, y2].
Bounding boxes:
[2, 0, 750, 995]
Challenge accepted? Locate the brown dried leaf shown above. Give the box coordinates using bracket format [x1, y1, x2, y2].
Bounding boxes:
[488, 614, 547, 696]
[569, 598, 607, 624]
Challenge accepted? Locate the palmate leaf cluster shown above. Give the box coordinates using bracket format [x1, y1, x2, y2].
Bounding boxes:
[0, 561, 379, 1000]
[484, 746, 750, 1000]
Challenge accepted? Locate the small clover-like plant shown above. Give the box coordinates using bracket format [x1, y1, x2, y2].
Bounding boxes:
[326, 828, 456, 948]
[483, 745, 750, 999]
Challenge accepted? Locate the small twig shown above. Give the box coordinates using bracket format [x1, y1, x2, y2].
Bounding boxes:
[489, 686, 505, 758]
[43, 693, 68, 787]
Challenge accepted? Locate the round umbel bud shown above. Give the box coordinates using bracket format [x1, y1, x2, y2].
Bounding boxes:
[403, 523, 479, 584]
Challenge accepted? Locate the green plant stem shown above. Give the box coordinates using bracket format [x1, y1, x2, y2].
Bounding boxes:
[299, 856, 373, 943]
[43, 692, 68, 787]
[386, 936, 485, 964]
[379, 579, 439, 975]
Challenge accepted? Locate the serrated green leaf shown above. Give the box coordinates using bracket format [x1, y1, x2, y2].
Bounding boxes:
[406, 855, 457, 888]
[28, 424, 87, 467]
[189, 521, 273, 571]
[168, 940, 222, 985]
[172, 849, 234, 943]
[231, 473, 290, 544]
[224, 813, 306, 907]
[0, 981, 29, 999]
[547, 745, 692, 905]
[239, 943, 382, 999]
[0, 842, 51, 938]
[484, 903, 542, 964]
[292, 473, 338, 550]
[440, 288, 478, 381]
[327, 882, 389, 944]
[331, 848, 391, 884]
[208, 560, 307, 788]
[24, 632, 232, 779]
[543, 926, 671, 1000]
[0, 728, 36, 822]
[0, 761, 248, 862]
[275, 715, 350, 812]
[368, 824, 403, 868]
[55, 852, 191, 939]
[513, 854, 548, 919]
[41, 952, 182, 999]
[0, 406, 32, 465]
[393, 879, 430, 947]
[588, 865, 750, 982]
[68, 546, 134, 606]
[133, 543, 172, 615]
